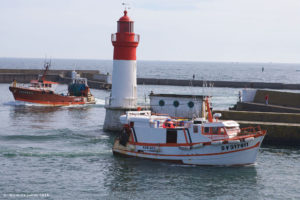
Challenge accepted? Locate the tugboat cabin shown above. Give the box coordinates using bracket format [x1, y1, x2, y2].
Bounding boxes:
[29, 80, 58, 91]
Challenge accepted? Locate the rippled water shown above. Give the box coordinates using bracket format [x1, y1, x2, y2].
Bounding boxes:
[0, 59, 300, 199]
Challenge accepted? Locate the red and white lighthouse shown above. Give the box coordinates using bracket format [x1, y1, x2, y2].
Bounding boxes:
[104, 10, 140, 131]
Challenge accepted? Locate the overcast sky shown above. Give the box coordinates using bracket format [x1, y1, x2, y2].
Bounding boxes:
[1, 0, 300, 63]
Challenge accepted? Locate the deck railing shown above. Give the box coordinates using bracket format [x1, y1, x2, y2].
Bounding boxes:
[240, 126, 262, 135]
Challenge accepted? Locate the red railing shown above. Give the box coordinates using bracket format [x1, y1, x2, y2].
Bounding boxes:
[240, 126, 262, 135]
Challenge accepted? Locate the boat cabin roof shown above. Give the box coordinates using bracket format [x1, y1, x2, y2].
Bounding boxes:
[30, 80, 58, 85]
[203, 120, 239, 128]
[120, 111, 169, 124]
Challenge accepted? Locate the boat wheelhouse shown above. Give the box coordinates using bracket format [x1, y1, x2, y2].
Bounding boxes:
[9, 62, 96, 106]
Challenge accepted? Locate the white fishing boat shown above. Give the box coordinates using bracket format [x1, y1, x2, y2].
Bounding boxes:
[113, 98, 267, 166]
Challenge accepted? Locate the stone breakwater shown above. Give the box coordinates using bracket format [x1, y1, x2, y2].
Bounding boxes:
[2, 69, 300, 90]
[137, 78, 300, 90]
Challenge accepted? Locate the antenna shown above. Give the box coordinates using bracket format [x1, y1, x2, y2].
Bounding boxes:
[122, 2, 130, 11]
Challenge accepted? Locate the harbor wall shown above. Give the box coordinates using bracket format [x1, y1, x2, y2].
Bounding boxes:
[239, 122, 300, 146]
[236, 102, 300, 113]
[215, 110, 300, 123]
[254, 90, 300, 108]
[214, 110, 300, 146]
[137, 78, 300, 90]
[235, 90, 300, 113]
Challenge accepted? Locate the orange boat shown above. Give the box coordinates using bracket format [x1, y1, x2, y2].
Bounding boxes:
[9, 62, 95, 106]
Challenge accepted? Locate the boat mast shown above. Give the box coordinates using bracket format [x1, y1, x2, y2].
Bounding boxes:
[40, 61, 51, 82]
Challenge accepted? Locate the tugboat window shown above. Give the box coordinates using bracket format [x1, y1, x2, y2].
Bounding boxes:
[166, 130, 177, 143]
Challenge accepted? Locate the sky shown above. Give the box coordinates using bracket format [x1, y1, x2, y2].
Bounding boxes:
[0, 0, 300, 63]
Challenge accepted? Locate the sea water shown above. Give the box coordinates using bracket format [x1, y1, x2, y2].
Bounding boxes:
[0, 58, 299, 199]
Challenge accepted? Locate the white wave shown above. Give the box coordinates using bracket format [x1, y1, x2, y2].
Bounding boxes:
[3, 101, 48, 107]
[95, 98, 105, 105]
[3, 98, 105, 108]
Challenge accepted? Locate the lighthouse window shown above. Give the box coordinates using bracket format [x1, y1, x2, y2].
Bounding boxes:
[166, 130, 177, 143]
[118, 21, 132, 33]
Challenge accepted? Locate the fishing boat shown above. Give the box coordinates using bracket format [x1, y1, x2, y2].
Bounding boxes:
[9, 62, 96, 106]
[113, 98, 266, 166]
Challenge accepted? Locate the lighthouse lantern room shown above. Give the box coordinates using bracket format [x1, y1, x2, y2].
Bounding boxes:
[104, 10, 140, 131]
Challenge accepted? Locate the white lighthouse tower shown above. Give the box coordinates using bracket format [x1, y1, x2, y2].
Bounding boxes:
[104, 10, 140, 131]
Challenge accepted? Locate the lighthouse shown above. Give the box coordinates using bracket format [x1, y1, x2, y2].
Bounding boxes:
[104, 10, 140, 131]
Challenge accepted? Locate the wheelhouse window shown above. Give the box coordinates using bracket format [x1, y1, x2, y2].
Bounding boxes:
[212, 127, 218, 134]
[203, 127, 226, 135]
[118, 21, 134, 33]
[219, 127, 225, 134]
[226, 127, 240, 134]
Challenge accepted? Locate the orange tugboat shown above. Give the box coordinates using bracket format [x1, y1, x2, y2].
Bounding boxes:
[9, 62, 95, 106]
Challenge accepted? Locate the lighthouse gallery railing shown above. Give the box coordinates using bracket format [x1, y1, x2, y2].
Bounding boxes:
[111, 33, 140, 42]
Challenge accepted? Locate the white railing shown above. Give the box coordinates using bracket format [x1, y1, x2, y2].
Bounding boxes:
[134, 34, 140, 42]
[111, 33, 117, 42]
[111, 33, 140, 42]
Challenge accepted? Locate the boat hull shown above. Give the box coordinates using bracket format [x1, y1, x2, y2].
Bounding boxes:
[9, 86, 95, 106]
[112, 135, 265, 166]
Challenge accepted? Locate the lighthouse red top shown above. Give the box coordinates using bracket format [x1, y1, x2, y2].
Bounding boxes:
[118, 10, 131, 22]
[112, 10, 139, 60]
